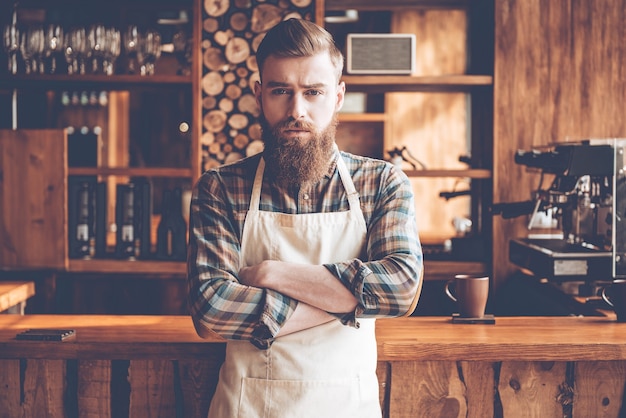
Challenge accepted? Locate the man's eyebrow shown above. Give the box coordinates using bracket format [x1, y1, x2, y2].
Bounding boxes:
[265, 81, 328, 89]
[265, 81, 289, 87]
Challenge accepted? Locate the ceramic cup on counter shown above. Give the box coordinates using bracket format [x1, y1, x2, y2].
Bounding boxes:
[445, 274, 489, 318]
[601, 279, 626, 322]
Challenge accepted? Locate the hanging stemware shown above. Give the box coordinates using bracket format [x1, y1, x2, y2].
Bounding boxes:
[2, 23, 20, 74]
[87, 24, 106, 74]
[64, 26, 86, 75]
[43, 23, 64, 74]
[172, 28, 190, 76]
[123, 24, 139, 74]
[103, 26, 121, 75]
[137, 28, 161, 76]
[20, 25, 45, 75]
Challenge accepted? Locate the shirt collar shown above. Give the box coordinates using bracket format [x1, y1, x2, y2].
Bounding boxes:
[324, 145, 340, 179]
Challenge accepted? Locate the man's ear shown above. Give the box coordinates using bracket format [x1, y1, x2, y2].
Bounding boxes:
[335, 81, 346, 112]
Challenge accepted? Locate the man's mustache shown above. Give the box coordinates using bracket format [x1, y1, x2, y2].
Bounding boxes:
[276, 119, 315, 133]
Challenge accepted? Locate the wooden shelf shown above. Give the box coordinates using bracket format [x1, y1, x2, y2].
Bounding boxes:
[66, 259, 484, 281]
[68, 167, 193, 178]
[338, 113, 386, 122]
[423, 260, 487, 280]
[325, 0, 469, 11]
[16, 0, 193, 8]
[68, 259, 185, 277]
[403, 169, 491, 179]
[341, 75, 492, 93]
[0, 74, 192, 91]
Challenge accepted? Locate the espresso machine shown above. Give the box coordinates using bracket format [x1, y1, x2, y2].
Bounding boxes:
[493, 138, 626, 297]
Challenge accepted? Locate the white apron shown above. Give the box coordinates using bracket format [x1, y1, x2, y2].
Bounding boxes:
[207, 154, 381, 418]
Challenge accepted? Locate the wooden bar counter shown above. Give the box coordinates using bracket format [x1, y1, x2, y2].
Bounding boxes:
[0, 281, 35, 314]
[1, 315, 625, 417]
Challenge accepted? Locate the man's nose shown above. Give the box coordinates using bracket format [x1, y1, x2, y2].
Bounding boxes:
[288, 95, 306, 120]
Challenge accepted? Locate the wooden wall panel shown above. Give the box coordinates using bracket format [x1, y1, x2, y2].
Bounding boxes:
[0, 355, 221, 417]
[498, 361, 566, 417]
[461, 361, 495, 418]
[128, 359, 176, 418]
[386, 360, 495, 417]
[0, 129, 67, 269]
[178, 359, 220, 418]
[1, 356, 625, 417]
[78, 360, 112, 417]
[573, 361, 626, 418]
[0, 359, 23, 417]
[387, 9, 470, 241]
[388, 360, 470, 417]
[493, 0, 626, 288]
[383, 360, 626, 416]
[336, 121, 385, 160]
[21, 359, 67, 417]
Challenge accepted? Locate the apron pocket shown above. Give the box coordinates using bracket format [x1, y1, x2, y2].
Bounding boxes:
[238, 376, 379, 418]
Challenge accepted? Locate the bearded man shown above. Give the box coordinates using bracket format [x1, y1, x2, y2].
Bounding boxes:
[188, 18, 423, 418]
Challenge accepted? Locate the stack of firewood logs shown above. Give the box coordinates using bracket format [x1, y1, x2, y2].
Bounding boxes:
[201, 0, 316, 171]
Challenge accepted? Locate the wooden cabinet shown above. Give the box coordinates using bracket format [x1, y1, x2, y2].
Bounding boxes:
[0, 129, 67, 269]
[324, 0, 494, 281]
[0, 0, 199, 275]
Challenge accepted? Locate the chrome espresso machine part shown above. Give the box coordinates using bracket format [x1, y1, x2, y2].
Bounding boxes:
[493, 139, 626, 296]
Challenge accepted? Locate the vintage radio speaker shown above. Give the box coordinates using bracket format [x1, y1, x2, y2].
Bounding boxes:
[346, 33, 416, 75]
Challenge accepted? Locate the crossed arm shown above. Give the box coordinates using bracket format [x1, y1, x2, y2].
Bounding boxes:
[239, 261, 358, 336]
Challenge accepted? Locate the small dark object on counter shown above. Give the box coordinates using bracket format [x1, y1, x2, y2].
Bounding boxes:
[16, 329, 76, 341]
[451, 313, 496, 324]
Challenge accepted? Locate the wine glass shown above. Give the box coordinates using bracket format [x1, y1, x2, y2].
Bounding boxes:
[87, 24, 106, 74]
[20, 25, 45, 74]
[123, 25, 139, 74]
[137, 29, 161, 76]
[43, 23, 64, 74]
[2, 23, 20, 74]
[172, 28, 190, 75]
[103, 26, 121, 75]
[64, 27, 86, 75]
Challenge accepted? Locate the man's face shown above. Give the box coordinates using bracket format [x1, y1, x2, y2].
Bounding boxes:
[255, 52, 345, 185]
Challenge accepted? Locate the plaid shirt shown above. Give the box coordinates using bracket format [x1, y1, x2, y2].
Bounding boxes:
[188, 149, 423, 347]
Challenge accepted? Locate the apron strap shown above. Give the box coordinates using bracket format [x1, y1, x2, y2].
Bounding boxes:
[249, 157, 265, 212]
[334, 149, 361, 214]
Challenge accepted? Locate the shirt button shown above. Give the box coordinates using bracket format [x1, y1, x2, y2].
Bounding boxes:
[303, 193, 310, 200]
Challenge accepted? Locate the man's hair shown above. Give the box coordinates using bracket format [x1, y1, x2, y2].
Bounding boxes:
[256, 18, 344, 82]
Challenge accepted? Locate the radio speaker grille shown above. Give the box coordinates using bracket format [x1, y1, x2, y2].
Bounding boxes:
[347, 34, 416, 75]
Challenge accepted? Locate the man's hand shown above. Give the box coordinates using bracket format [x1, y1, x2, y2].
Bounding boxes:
[275, 302, 336, 337]
[238, 260, 274, 288]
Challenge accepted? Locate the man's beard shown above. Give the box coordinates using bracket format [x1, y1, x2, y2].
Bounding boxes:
[261, 115, 338, 186]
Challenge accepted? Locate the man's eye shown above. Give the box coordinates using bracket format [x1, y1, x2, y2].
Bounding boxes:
[272, 89, 289, 95]
[307, 90, 322, 96]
